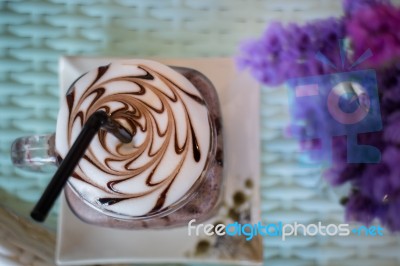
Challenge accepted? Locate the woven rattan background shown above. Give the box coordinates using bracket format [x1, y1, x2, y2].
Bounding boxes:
[1, 0, 400, 266]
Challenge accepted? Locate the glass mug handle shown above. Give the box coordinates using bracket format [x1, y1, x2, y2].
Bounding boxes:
[11, 134, 58, 173]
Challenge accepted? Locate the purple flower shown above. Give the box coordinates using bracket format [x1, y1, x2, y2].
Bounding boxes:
[383, 112, 400, 143]
[346, 3, 400, 67]
[385, 196, 400, 230]
[345, 186, 400, 231]
[237, 0, 400, 231]
[358, 163, 391, 202]
[345, 192, 381, 226]
[237, 18, 345, 86]
[378, 64, 400, 116]
[343, 0, 391, 17]
[325, 155, 365, 186]
[382, 147, 400, 189]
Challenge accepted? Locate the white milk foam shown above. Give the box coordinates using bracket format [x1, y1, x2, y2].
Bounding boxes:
[56, 60, 211, 217]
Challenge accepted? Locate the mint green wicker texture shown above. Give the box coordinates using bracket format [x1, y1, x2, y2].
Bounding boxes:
[2, 1, 400, 266]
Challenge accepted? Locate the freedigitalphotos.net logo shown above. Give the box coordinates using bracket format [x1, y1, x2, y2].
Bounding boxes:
[287, 41, 382, 166]
[188, 219, 384, 241]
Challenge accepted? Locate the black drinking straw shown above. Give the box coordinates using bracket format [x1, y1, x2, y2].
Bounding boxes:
[31, 110, 132, 222]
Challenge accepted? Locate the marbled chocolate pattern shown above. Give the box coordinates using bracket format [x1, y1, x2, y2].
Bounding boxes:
[56, 61, 212, 217]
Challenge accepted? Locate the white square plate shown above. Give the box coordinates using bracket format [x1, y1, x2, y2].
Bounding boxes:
[56, 57, 262, 265]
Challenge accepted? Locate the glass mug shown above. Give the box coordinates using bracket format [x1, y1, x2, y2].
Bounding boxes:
[11, 60, 224, 229]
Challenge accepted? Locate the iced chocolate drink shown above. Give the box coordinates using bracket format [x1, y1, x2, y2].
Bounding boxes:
[55, 60, 223, 229]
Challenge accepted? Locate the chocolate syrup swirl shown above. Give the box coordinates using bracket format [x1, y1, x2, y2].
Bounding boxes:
[58, 61, 212, 217]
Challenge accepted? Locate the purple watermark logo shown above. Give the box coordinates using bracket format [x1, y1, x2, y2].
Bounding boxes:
[287, 41, 382, 166]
